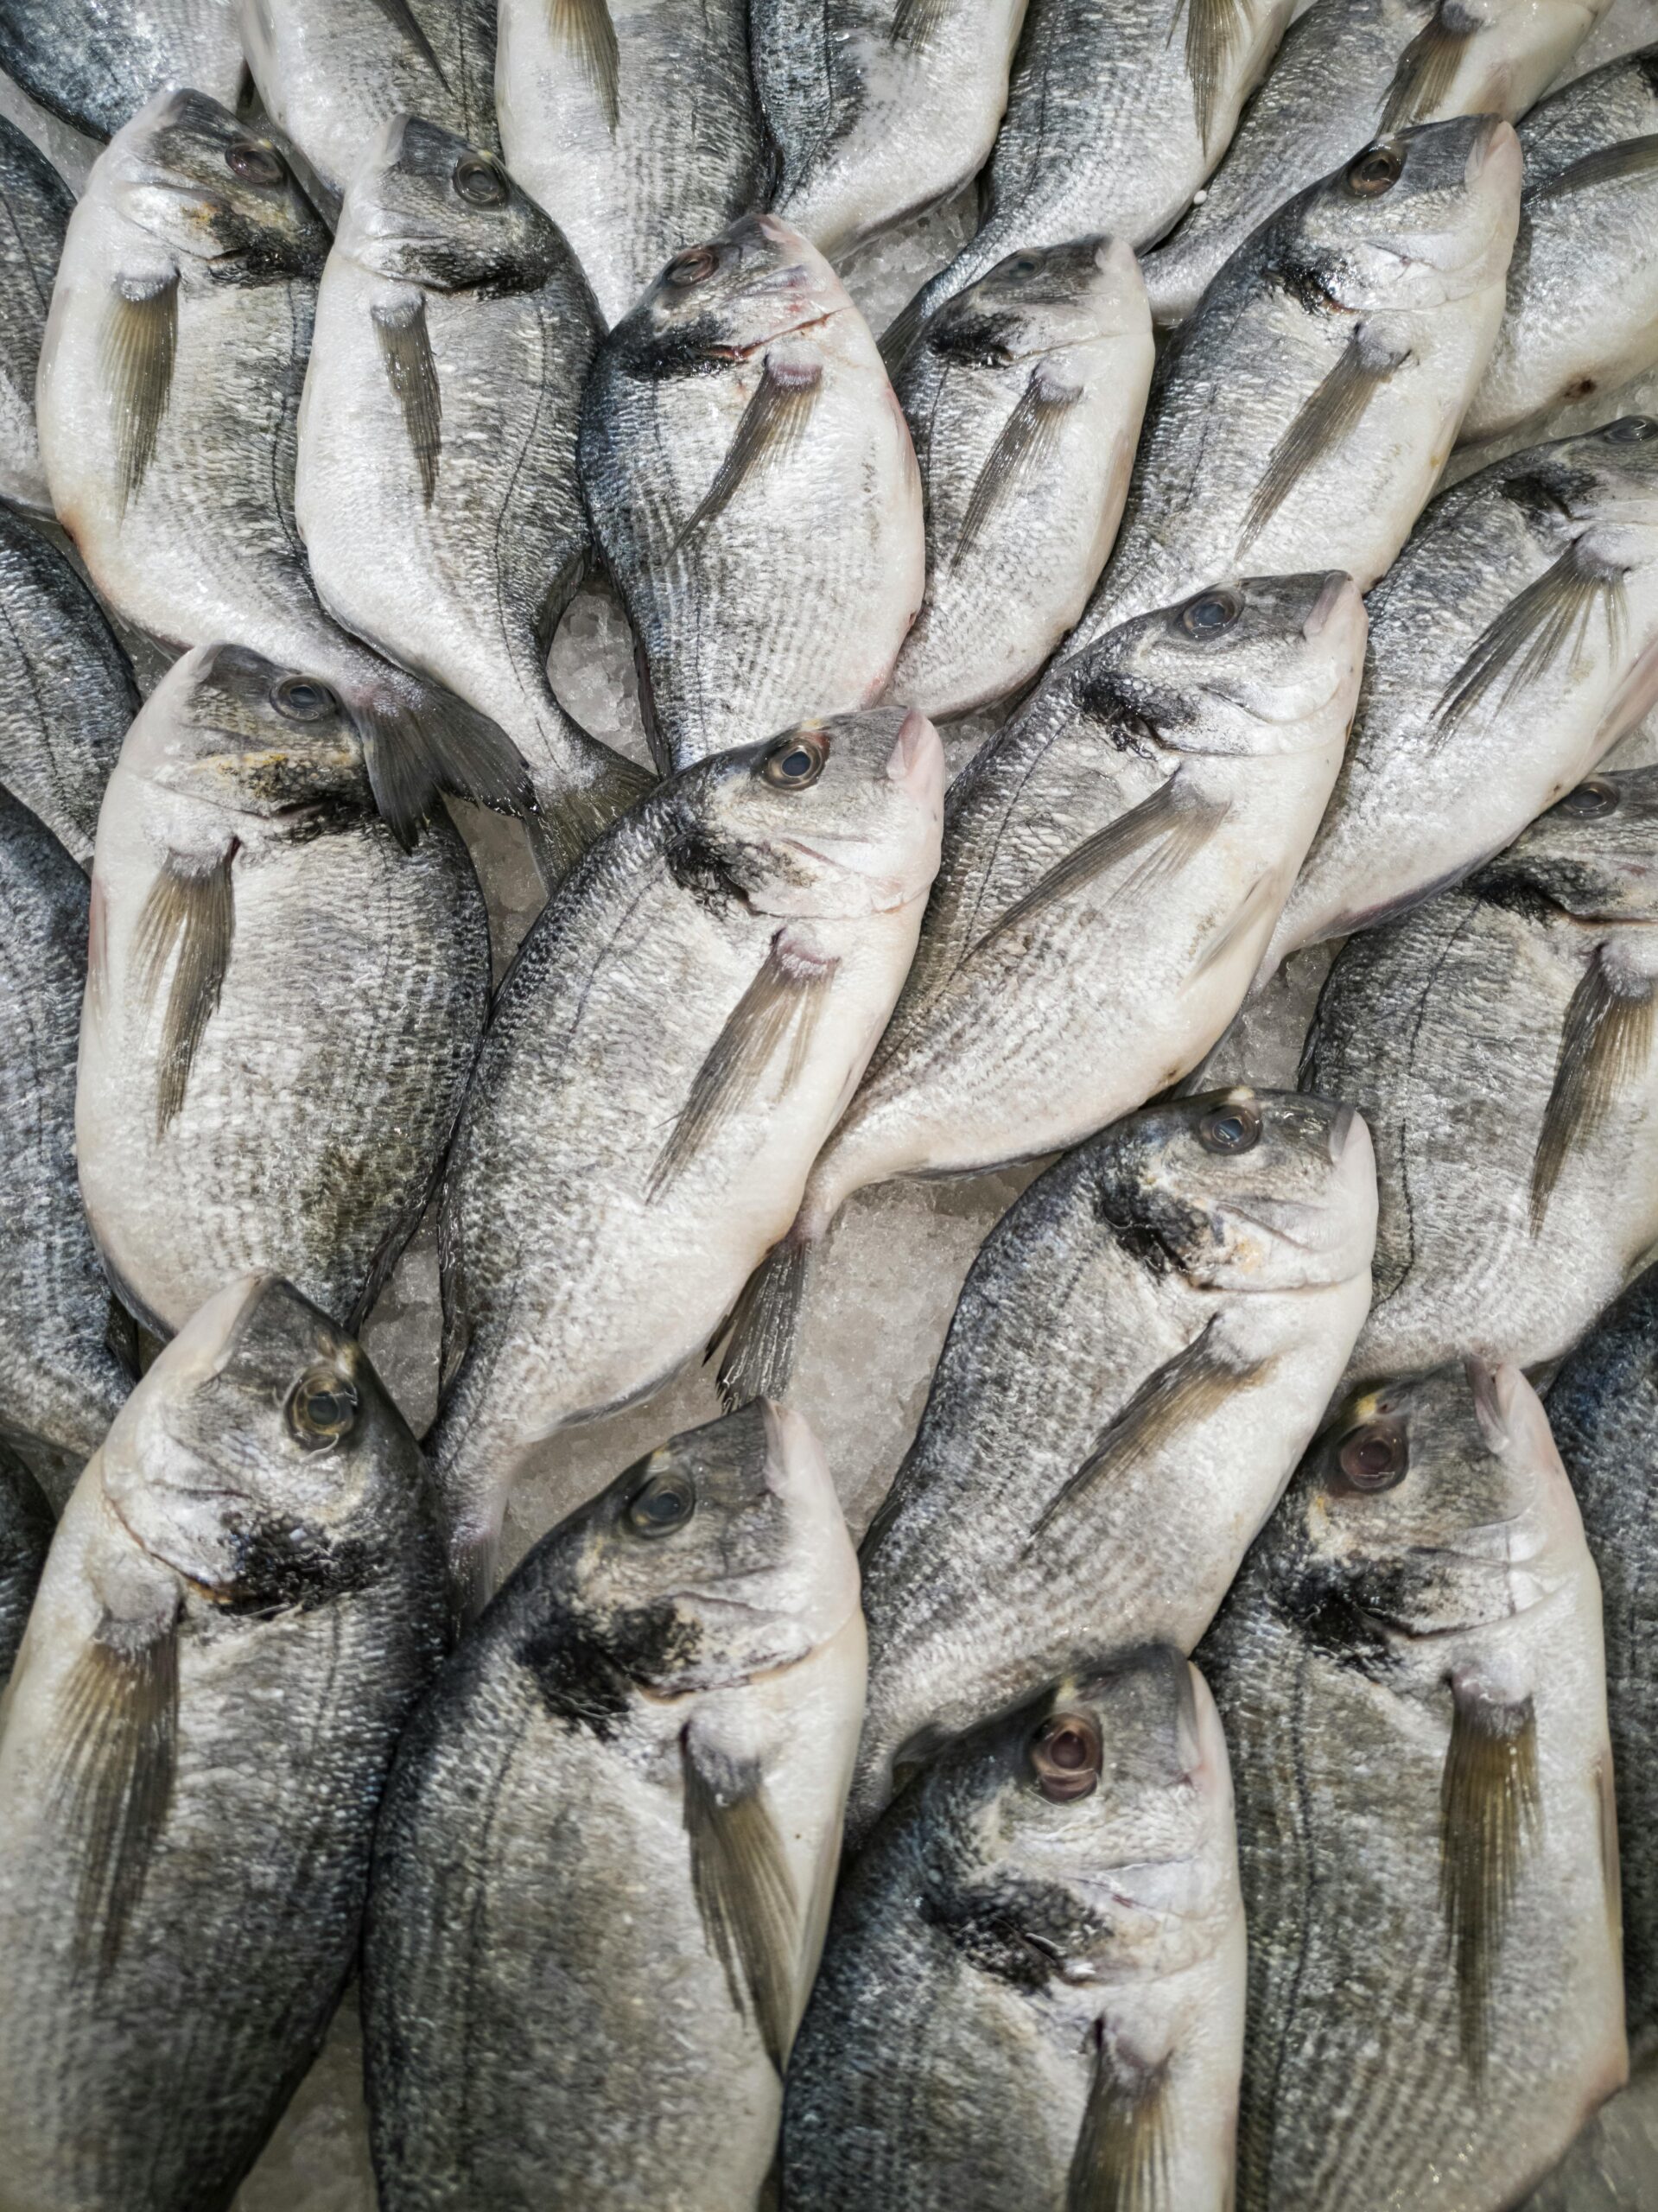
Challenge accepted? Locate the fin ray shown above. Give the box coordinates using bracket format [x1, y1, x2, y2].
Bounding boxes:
[373, 295, 442, 509]
[1434, 542, 1625, 737]
[682, 1733, 798, 2074]
[1439, 1681, 1540, 2074]
[1067, 2041, 1171, 2212]
[1539, 131, 1658, 200]
[1240, 326, 1404, 548]
[552, 0, 620, 130]
[130, 849, 236, 1137]
[676, 357, 823, 551]
[714, 1232, 814, 1408]
[974, 779, 1228, 955]
[102, 271, 178, 513]
[954, 366, 1082, 565]
[1180, 0, 1247, 153]
[1530, 941, 1654, 1230]
[1379, 4, 1473, 132]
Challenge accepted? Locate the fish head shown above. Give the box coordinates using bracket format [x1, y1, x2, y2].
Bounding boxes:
[96, 1275, 429, 1611]
[1081, 574, 1365, 757]
[923, 236, 1147, 363]
[335, 115, 565, 295]
[1295, 114, 1521, 309]
[676, 707, 944, 918]
[1279, 1361, 1582, 1652]
[610, 213, 852, 377]
[1091, 1087, 1377, 1293]
[99, 89, 329, 283]
[1472, 766, 1658, 925]
[121, 643, 375, 829]
[549, 1402, 859, 1694]
[1500, 416, 1658, 548]
[914, 1650, 1237, 1989]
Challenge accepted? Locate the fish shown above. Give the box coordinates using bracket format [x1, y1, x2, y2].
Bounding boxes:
[0, 1442, 52, 1685]
[752, 0, 1030, 263]
[847, 1084, 1375, 1842]
[497, 0, 761, 328]
[1301, 766, 1658, 1385]
[364, 1398, 865, 2212]
[74, 642, 492, 1348]
[0, 116, 74, 514]
[1462, 42, 1658, 448]
[1069, 113, 1521, 657]
[0, 501, 138, 866]
[716, 570, 1365, 1408]
[241, 0, 499, 208]
[1266, 413, 1658, 973]
[36, 92, 536, 855]
[783, 1649, 1247, 2212]
[0, 0, 245, 143]
[298, 116, 648, 877]
[430, 704, 943, 1609]
[1544, 1259, 1658, 2056]
[0, 1273, 449, 2212]
[887, 236, 1154, 721]
[1142, 0, 1608, 326]
[579, 213, 925, 773]
[1199, 1359, 1626, 2209]
[0, 785, 132, 1507]
[880, 0, 1293, 365]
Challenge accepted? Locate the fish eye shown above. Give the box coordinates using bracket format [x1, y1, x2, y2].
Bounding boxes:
[1030, 1713, 1102, 1802]
[1179, 588, 1242, 638]
[1332, 1416, 1408, 1495]
[759, 730, 827, 790]
[226, 141, 286, 188]
[454, 153, 508, 207]
[1603, 416, 1655, 443]
[1346, 140, 1403, 198]
[667, 244, 720, 287]
[287, 1368, 360, 1450]
[625, 1469, 696, 1536]
[271, 675, 338, 722]
[1555, 778, 1619, 819]
[1197, 1097, 1261, 1154]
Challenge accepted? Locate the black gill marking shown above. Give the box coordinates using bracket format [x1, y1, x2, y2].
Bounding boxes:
[1536, 131, 1658, 202]
[681, 1732, 798, 2074]
[1439, 1682, 1540, 2075]
[953, 365, 1082, 567]
[1433, 541, 1626, 739]
[1379, 3, 1474, 132]
[1066, 2038, 1172, 2212]
[103, 270, 178, 514]
[552, 0, 620, 131]
[48, 1613, 180, 1978]
[1179, 0, 1248, 155]
[373, 295, 442, 509]
[1530, 941, 1655, 1231]
[1240, 327, 1405, 549]
[648, 937, 836, 1201]
[130, 848, 236, 1137]
[674, 355, 823, 553]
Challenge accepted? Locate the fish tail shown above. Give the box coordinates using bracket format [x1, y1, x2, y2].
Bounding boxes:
[714, 1227, 816, 1410]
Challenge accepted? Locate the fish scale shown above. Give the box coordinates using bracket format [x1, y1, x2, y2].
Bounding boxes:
[0, 116, 73, 516]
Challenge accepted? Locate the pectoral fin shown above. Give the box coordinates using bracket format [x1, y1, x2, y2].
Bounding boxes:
[1179, 0, 1248, 154]
[1191, 868, 1281, 980]
[552, 0, 620, 131]
[676, 355, 823, 551]
[682, 1731, 798, 2074]
[373, 295, 442, 508]
[1531, 942, 1655, 1230]
[892, 0, 950, 48]
[131, 849, 236, 1136]
[366, 0, 448, 80]
[953, 365, 1082, 565]
[1067, 2036, 1171, 2212]
[1540, 131, 1658, 200]
[1439, 1681, 1540, 2074]
[103, 270, 178, 512]
[1434, 541, 1625, 737]
[1240, 326, 1406, 549]
[1379, 3, 1475, 132]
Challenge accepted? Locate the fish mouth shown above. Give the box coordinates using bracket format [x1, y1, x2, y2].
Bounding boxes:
[708, 304, 842, 362]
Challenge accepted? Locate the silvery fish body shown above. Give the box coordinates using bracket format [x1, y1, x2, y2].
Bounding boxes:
[1302, 767, 1658, 1384]
[0, 1275, 448, 2212]
[0, 1442, 52, 1684]
[365, 1400, 865, 2212]
[0, 117, 73, 514]
[241, 0, 499, 205]
[1463, 43, 1658, 447]
[496, 0, 759, 328]
[38, 93, 533, 851]
[580, 214, 924, 772]
[0, 502, 137, 865]
[1200, 1360, 1626, 2210]
[785, 1650, 1247, 2212]
[753, 0, 1029, 261]
[299, 118, 646, 872]
[1268, 414, 1658, 972]
[715, 574, 1364, 1409]
[75, 645, 491, 1343]
[0, 0, 244, 142]
[884, 0, 1293, 357]
[0, 785, 130, 1506]
[889, 237, 1153, 721]
[1143, 0, 1605, 325]
[1070, 114, 1521, 656]
[1545, 1262, 1658, 2053]
[848, 1086, 1375, 1839]
[432, 706, 943, 1603]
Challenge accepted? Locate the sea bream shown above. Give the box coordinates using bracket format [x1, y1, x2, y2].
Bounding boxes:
[888, 236, 1153, 721]
[579, 213, 924, 772]
[365, 1400, 865, 2212]
[298, 116, 648, 874]
[0, 1274, 449, 2212]
[847, 1085, 1376, 1842]
[75, 645, 492, 1344]
[717, 572, 1364, 1408]
[0, 0, 245, 143]
[0, 115, 74, 515]
[1068, 113, 1521, 656]
[1199, 1360, 1626, 2209]
[0, 1442, 51, 1686]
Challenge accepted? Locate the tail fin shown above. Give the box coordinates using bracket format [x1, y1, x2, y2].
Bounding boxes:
[358, 681, 537, 852]
[715, 1230, 815, 1410]
[532, 720, 654, 886]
